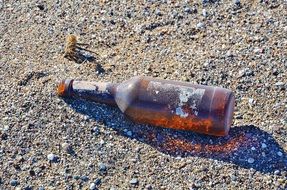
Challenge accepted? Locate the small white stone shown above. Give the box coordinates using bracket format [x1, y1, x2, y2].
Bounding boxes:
[238, 69, 246, 77]
[126, 131, 132, 137]
[62, 142, 69, 149]
[251, 147, 256, 151]
[89, 183, 96, 190]
[196, 22, 205, 29]
[277, 151, 283, 157]
[254, 48, 262, 53]
[248, 98, 254, 105]
[261, 143, 267, 149]
[130, 178, 138, 185]
[202, 9, 207, 17]
[274, 82, 284, 86]
[247, 158, 255, 164]
[3, 125, 9, 131]
[62, 143, 73, 154]
[155, 9, 161, 16]
[226, 50, 233, 57]
[203, 61, 209, 67]
[47, 153, 56, 161]
[274, 170, 280, 175]
[99, 139, 105, 145]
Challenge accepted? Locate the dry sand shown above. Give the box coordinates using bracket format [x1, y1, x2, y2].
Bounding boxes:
[0, 0, 286, 189]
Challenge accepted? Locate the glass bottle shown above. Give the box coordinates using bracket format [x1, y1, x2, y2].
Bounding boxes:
[57, 76, 235, 136]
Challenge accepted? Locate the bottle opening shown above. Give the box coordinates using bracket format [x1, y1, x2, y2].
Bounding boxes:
[57, 79, 73, 97]
[57, 81, 66, 96]
[223, 93, 235, 135]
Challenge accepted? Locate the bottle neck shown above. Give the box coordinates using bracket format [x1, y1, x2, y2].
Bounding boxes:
[58, 79, 118, 106]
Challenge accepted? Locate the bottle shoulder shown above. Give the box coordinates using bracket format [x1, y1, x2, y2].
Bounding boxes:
[114, 76, 143, 113]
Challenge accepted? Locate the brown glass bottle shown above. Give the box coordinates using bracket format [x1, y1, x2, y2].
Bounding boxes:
[57, 76, 235, 136]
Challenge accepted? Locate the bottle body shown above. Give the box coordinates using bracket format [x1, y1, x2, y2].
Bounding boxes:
[115, 76, 234, 136]
[58, 76, 235, 136]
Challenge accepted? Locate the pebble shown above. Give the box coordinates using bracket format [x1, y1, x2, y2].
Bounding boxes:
[234, 0, 241, 6]
[248, 98, 254, 106]
[38, 187, 45, 190]
[272, 69, 279, 76]
[130, 158, 137, 163]
[277, 178, 285, 184]
[24, 186, 33, 190]
[130, 178, 139, 185]
[254, 48, 263, 54]
[92, 127, 100, 135]
[94, 178, 101, 185]
[277, 151, 283, 157]
[192, 182, 202, 188]
[3, 125, 9, 131]
[247, 158, 255, 164]
[184, 7, 191, 14]
[98, 163, 107, 171]
[238, 68, 254, 77]
[203, 60, 212, 67]
[171, 10, 178, 19]
[10, 179, 18, 186]
[251, 147, 256, 151]
[99, 139, 105, 145]
[196, 22, 205, 29]
[47, 153, 57, 162]
[230, 175, 237, 181]
[80, 176, 89, 182]
[73, 175, 80, 180]
[261, 143, 267, 149]
[61, 143, 73, 154]
[126, 131, 133, 137]
[143, 9, 150, 17]
[202, 0, 209, 4]
[36, 4, 45, 11]
[274, 82, 285, 87]
[274, 170, 280, 175]
[89, 183, 96, 190]
[202, 9, 207, 17]
[155, 9, 161, 16]
[145, 184, 152, 190]
[226, 50, 233, 57]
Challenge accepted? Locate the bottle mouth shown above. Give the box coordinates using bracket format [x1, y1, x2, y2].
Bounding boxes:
[223, 92, 235, 135]
[57, 79, 73, 97]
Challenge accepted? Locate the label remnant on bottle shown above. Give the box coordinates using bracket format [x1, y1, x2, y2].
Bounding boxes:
[146, 81, 205, 118]
[175, 107, 189, 118]
[73, 81, 107, 92]
[72, 81, 115, 105]
[176, 85, 205, 117]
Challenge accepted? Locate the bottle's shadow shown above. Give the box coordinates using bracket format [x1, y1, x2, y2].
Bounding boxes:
[64, 99, 287, 174]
